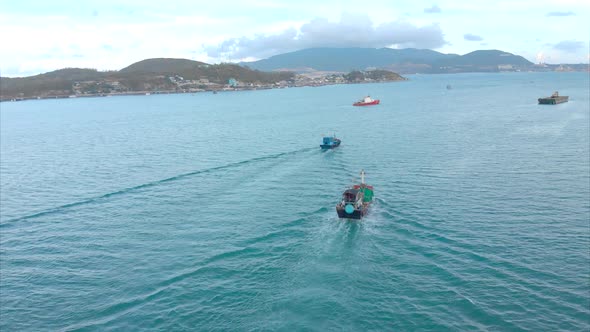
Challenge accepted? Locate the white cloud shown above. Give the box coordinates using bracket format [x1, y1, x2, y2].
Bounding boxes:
[205, 13, 446, 60]
[0, 13, 233, 76]
[464, 34, 483, 41]
[424, 5, 441, 13]
[546, 11, 576, 16]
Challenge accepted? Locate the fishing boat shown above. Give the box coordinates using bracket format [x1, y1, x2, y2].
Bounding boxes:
[336, 170, 374, 219]
[320, 135, 341, 149]
[538, 91, 568, 104]
[353, 96, 380, 106]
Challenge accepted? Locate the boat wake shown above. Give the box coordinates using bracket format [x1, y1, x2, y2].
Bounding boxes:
[2, 147, 316, 226]
[60, 205, 331, 331]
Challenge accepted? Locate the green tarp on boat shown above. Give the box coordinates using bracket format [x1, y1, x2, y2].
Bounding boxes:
[361, 187, 374, 202]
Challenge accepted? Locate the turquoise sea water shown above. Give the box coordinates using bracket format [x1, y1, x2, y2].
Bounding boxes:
[1, 72, 589, 331]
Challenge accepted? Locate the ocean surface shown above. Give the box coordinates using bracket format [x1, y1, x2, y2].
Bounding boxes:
[1, 72, 589, 331]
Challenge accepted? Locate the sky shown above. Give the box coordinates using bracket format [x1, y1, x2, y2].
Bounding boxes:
[1, 0, 588, 77]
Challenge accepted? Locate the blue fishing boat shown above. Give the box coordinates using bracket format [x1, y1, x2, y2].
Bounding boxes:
[320, 135, 341, 149]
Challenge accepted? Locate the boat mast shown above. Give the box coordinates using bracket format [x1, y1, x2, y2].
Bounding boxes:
[360, 169, 365, 185]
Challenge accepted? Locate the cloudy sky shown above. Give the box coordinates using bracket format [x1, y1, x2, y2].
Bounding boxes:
[1, 0, 588, 77]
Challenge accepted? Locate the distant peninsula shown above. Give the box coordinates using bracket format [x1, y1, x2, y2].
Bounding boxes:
[0, 58, 406, 101]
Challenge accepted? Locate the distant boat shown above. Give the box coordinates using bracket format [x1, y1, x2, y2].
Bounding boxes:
[353, 96, 380, 106]
[446, 84, 452, 90]
[336, 170, 374, 219]
[320, 135, 341, 149]
[538, 91, 568, 104]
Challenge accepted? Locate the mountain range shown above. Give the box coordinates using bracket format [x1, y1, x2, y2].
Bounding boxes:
[241, 48, 535, 73]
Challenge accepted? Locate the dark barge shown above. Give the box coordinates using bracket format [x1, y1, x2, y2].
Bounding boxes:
[538, 91, 568, 105]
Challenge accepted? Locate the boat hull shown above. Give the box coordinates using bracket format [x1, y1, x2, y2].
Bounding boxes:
[353, 100, 380, 106]
[320, 142, 341, 149]
[336, 204, 369, 219]
[538, 96, 568, 104]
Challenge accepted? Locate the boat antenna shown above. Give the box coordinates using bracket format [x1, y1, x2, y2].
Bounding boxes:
[360, 169, 365, 185]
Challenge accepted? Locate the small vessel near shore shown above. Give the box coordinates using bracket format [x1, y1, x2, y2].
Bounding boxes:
[538, 91, 568, 105]
[353, 96, 380, 106]
[320, 135, 341, 149]
[336, 170, 374, 219]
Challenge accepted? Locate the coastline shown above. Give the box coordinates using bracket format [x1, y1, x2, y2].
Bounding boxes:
[3, 70, 587, 103]
[0, 77, 408, 103]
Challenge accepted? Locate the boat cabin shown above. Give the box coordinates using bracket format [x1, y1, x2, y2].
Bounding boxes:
[342, 189, 363, 203]
[323, 137, 336, 145]
[320, 135, 341, 149]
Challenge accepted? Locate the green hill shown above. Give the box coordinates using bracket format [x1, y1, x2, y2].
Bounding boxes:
[343, 69, 406, 82]
[32, 68, 107, 80]
[119, 58, 209, 74]
[0, 68, 109, 99]
[441, 50, 532, 66]
[1, 59, 295, 100]
[119, 58, 293, 83]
